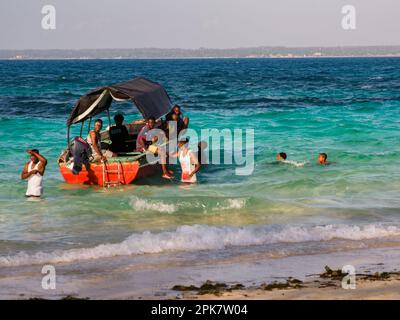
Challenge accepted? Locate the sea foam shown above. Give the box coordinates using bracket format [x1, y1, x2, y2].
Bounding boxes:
[282, 160, 308, 167]
[129, 197, 246, 213]
[0, 223, 399, 267]
[129, 196, 177, 213]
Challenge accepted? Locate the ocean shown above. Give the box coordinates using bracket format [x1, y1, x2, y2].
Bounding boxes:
[0, 58, 399, 298]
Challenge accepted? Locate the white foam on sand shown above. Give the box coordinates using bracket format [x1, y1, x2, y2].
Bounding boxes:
[1, 223, 399, 267]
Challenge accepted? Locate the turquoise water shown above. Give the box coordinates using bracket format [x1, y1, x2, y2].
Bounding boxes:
[0, 58, 400, 267]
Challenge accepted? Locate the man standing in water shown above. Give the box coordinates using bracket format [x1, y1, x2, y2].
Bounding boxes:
[21, 149, 47, 197]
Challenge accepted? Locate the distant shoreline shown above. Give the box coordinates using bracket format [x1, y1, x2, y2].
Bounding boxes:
[1, 45, 400, 60]
[1, 55, 400, 61]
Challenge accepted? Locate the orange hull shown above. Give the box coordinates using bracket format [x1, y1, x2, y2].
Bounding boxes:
[59, 161, 159, 186]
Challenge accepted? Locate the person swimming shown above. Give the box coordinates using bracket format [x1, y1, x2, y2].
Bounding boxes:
[318, 152, 331, 165]
[276, 152, 287, 161]
[275, 152, 308, 167]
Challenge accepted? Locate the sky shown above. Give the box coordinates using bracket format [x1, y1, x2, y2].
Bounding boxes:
[0, 0, 399, 49]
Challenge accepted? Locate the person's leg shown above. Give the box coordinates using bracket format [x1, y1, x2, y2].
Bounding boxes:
[159, 149, 173, 179]
[161, 164, 173, 178]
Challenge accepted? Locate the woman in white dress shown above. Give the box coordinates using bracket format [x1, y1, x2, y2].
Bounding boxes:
[21, 149, 47, 197]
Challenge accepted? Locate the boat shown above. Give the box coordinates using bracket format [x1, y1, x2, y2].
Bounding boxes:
[57, 77, 173, 186]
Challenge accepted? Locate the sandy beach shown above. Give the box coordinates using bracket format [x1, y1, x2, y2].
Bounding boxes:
[1, 245, 399, 300]
[179, 272, 400, 300]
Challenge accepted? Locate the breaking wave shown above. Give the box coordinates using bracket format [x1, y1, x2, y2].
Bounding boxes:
[1, 223, 399, 267]
[213, 198, 247, 210]
[129, 196, 178, 213]
[129, 197, 247, 213]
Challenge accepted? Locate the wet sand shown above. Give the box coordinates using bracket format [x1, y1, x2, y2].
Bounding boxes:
[1, 246, 399, 300]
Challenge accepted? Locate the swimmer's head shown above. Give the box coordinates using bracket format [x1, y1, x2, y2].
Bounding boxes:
[318, 153, 328, 164]
[277, 152, 287, 161]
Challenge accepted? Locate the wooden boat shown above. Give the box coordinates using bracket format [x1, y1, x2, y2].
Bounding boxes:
[58, 77, 172, 186]
[59, 155, 161, 186]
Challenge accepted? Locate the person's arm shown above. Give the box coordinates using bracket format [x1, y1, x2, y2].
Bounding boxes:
[189, 151, 201, 178]
[170, 151, 179, 158]
[29, 150, 47, 166]
[131, 119, 146, 125]
[90, 131, 105, 161]
[136, 126, 146, 152]
[183, 116, 189, 129]
[21, 162, 32, 179]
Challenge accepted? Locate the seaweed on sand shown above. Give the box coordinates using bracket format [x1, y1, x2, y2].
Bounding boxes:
[172, 280, 245, 296]
[319, 265, 345, 280]
[260, 278, 304, 291]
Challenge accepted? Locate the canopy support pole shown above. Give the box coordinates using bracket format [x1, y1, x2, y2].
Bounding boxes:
[107, 108, 111, 127]
[79, 121, 84, 138]
[67, 126, 71, 153]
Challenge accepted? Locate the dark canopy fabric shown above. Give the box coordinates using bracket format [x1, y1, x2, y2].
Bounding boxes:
[67, 77, 173, 126]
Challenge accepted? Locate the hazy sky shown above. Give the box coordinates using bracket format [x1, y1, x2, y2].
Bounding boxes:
[0, 0, 399, 49]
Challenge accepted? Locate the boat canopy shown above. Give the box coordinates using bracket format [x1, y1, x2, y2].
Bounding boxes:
[67, 77, 173, 126]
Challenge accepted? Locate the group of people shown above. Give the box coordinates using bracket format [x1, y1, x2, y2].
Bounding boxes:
[276, 152, 331, 165]
[85, 104, 200, 181]
[21, 105, 204, 198]
[21, 104, 334, 198]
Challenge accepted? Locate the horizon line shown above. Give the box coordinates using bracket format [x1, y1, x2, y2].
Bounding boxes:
[2, 44, 400, 51]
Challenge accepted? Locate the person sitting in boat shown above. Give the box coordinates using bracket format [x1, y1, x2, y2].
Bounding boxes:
[136, 117, 157, 152]
[136, 117, 174, 179]
[165, 104, 189, 134]
[87, 119, 113, 162]
[163, 112, 180, 139]
[21, 149, 47, 198]
[109, 113, 130, 153]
